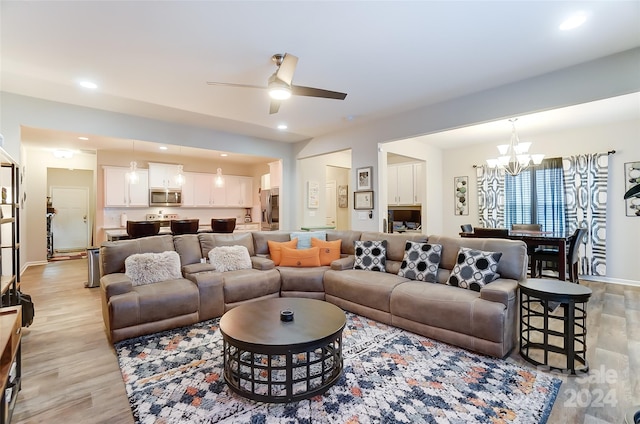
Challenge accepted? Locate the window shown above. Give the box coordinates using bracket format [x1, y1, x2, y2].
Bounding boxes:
[504, 157, 565, 233]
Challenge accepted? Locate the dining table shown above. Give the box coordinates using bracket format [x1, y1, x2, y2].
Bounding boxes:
[459, 229, 574, 281]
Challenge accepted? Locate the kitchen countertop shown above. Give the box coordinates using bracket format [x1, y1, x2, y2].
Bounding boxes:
[104, 222, 261, 241]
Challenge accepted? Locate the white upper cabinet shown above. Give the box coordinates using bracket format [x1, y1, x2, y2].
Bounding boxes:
[148, 163, 182, 189]
[104, 166, 149, 207]
[180, 172, 253, 208]
[268, 161, 281, 188]
[388, 162, 423, 206]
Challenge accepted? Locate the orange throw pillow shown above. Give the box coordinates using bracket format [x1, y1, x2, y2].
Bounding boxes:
[279, 246, 321, 267]
[311, 238, 342, 266]
[267, 238, 298, 266]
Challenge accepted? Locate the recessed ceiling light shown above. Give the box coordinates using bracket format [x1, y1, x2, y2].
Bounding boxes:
[159, 146, 168, 150]
[53, 149, 74, 159]
[79, 81, 98, 89]
[220, 153, 228, 157]
[559, 12, 587, 31]
[78, 137, 89, 140]
[277, 124, 288, 130]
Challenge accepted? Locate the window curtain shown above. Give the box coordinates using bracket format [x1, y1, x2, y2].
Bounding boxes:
[562, 153, 609, 276]
[476, 166, 505, 228]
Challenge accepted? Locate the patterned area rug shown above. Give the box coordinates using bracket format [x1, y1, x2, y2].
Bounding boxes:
[115, 313, 561, 424]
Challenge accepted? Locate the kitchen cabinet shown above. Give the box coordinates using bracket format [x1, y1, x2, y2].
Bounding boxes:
[413, 162, 425, 205]
[225, 176, 253, 207]
[268, 161, 281, 188]
[104, 166, 149, 207]
[181, 172, 252, 208]
[148, 163, 182, 189]
[388, 163, 415, 205]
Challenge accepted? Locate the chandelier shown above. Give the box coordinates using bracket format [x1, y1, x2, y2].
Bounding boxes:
[486, 118, 544, 176]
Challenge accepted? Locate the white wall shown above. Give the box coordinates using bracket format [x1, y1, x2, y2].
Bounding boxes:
[439, 119, 640, 282]
[298, 150, 351, 229]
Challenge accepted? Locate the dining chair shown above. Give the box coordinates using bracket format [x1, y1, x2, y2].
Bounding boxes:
[460, 224, 473, 233]
[472, 227, 509, 238]
[170, 219, 200, 235]
[531, 227, 587, 283]
[511, 224, 542, 231]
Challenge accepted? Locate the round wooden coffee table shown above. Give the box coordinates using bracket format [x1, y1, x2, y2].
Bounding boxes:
[219, 298, 346, 403]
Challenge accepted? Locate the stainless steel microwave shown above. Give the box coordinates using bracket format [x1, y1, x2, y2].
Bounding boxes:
[149, 189, 182, 206]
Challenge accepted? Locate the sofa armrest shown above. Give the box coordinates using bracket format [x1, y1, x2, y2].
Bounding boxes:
[101, 273, 133, 298]
[479, 279, 518, 307]
[252, 256, 276, 270]
[186, 271, 225, 321]
[330, 255, 354, 270]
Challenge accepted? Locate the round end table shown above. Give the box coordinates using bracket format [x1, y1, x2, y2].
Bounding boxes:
[519, 278, 592, 374]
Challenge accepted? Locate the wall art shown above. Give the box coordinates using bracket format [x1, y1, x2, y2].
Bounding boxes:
[356, 167, 372, 191]
[338, 185, 348, 208]
[454, 176, 469, 216]
[624, 161, 640, 216]
[354, 190, 373, 210]
[307, 181, 319, 209]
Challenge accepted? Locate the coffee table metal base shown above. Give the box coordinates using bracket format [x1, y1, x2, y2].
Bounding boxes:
[222, 335, 343, 403]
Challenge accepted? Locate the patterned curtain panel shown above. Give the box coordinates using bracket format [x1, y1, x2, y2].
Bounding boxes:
[562, 153, 609, 276]
[476, 166, 505, 228]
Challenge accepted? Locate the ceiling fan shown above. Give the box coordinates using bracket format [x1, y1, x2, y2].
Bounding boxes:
[206, 53, 347, 114]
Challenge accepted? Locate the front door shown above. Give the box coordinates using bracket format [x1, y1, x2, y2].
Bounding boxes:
[51, 187, 89, 251]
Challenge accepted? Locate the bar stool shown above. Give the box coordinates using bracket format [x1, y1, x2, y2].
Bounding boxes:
[126, 221, 161, 239]
[211, 218, 236, 233]
[170, 219, 199, 235]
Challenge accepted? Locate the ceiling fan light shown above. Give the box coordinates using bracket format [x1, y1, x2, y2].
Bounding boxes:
[269, 87, 291, 100]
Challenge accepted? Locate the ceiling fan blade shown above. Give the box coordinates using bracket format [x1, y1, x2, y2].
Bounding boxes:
[291, 85, 347, 100]
[275, 53, 298, 86]
[206, 81, 267, 90]
[269, 100, 281, 114]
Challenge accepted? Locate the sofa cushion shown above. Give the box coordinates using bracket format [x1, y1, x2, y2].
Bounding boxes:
[208, 246, 252, 272]
[267, 238, 298, 265]
[311, 238, 342, 265]
[326, 230, 362, 255]
[222, 269, 281, 304]
[278, 266, 328, 294]
[253, 231, 292, 255]
[172, 234, 203, 266]
[353, 240, 387, 272]
[398, 241, 442, 282]
[290, 231, 326, 249]
[447, 247, 502, 291]
[360, 232, 427, 262]
[279, 246, 321, 267]
[101, 234, 176, 275]
[198, 232, 255, 258]
[124, 251, 182, 286]
[324, 269, 409, 312]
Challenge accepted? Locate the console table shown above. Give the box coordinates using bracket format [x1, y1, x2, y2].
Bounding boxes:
[519, 279, 592, 374]
[1, 306, 22, 424]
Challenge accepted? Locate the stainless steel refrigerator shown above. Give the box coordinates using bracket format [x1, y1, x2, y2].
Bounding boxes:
[260, 187, 279, 231]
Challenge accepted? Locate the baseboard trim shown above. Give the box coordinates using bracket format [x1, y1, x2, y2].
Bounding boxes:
[21, 261, 48, 274]
[580, 275, 640, 287]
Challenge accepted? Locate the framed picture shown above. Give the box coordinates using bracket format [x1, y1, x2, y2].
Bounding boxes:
[354, 190, 373, 210]
[356, 166, 372, 191]
[307, 181, 319, 209]
[624, 161, 640, 217]
[454, 176, 469, 216]
[338, 185, 348, 208]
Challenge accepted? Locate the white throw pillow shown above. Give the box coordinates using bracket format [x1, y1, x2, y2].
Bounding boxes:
[208, 245, 252, 272]
[125, 251, 182, 286]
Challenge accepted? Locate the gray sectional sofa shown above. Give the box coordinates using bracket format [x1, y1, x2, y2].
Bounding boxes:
[99, 230, 527, 358]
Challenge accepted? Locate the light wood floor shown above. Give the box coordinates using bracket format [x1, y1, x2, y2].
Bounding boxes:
[10, 259, 640, 424]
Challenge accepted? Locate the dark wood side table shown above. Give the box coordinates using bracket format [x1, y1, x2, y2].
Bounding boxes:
[219, 298, 346, 403]
[519, 278, 592, 374]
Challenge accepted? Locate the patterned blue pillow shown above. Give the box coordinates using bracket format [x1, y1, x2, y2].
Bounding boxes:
[447, 247, 502, 291]
[290, 231, 326, 249]
[353, 240, 387, 272]
[398, 241, 442, 282]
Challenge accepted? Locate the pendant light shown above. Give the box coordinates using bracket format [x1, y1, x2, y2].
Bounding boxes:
[486, 119, 545, 176]
[127, 140, 139, 184]
[215, 167, 224, 188]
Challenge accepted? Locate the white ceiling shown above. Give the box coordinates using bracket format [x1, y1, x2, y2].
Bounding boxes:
[2, 1, 640, 159]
